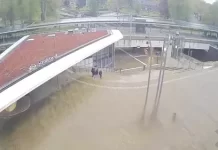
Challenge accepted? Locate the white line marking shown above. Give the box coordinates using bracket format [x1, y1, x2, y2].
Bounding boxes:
[118, 48, 147, 66]
[203, 66, 213, 69]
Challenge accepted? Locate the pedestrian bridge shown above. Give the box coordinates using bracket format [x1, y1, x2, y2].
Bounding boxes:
[115, 35, 216, 51]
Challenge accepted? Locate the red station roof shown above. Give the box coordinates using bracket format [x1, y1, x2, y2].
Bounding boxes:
[0, 30, 109, 89]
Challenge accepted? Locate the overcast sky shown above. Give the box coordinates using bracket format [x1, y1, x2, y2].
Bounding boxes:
[204, 0, 216, 4]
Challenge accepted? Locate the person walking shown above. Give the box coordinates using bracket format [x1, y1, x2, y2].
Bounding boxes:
[99, 70, 102, 79]
[95, 68, 99, 78]
[91, 67, 95, 78]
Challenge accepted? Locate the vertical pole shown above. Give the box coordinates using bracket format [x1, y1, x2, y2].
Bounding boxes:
[130, 15, 132, 47]
[108, 47, 110, 67]
[113, 44, 116, 69]
[151, 41, 165, 117]
[143, 38, 153, 118]
[177, 46, 180, 68]
[173, 44, 178, 73]
[190, 50, 193, 69]
[154, 42, 169, 116]
[188, 51, 191, 69]
[101, 48, 102, 68]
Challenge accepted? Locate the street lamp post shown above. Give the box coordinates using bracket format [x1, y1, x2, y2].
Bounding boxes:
[151, 40, 165, 118]
[154, 45, 169, 116]
[129, 14, 132, 47]
[150, 35, 171, 119]
[142, 37, 153, 119]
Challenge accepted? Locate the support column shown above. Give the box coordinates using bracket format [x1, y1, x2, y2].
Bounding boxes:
[108, 46, 110, 67]
[100, 49, 104, 68]
[113, 44, 115, 68]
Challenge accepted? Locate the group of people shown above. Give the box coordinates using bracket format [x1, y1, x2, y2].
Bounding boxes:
[91, 67, 102, 79]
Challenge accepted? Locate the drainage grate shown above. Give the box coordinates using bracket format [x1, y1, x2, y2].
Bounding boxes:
[215, 129, 218, 134]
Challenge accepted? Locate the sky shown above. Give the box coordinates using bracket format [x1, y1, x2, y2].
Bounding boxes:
[204, 0, 216, 4]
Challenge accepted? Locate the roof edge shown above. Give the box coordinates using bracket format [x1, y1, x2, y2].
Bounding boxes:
[0, 35, 30, 62]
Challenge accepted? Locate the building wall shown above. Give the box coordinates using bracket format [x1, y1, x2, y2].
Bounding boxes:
[28, 69, 77, 104]
[93, 45, 114, 68]
[24, 44, 115, 104]
[206, 46, 218, 61]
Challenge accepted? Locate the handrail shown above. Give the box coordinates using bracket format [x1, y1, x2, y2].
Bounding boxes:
[1, 17, 218, 36]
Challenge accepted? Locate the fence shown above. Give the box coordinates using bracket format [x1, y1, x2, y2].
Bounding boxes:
[72, 66, 114, 73]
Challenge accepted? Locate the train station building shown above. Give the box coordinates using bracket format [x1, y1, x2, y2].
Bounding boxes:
[0, 30, 123, 128]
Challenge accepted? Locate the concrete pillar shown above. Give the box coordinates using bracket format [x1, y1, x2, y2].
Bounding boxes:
[112, 44, 115, 68]
[100, 48, 103, 68]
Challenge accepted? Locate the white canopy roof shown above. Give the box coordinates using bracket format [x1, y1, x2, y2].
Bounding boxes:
[0, 30, 123, 113]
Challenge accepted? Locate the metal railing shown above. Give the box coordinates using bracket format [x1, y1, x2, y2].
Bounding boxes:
[1, 16, 218, 41]
[72, 66, 114, 73]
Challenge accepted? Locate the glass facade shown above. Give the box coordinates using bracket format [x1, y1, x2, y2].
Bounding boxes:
[93, 45, 114, 68]
[75, 44, 114, 69]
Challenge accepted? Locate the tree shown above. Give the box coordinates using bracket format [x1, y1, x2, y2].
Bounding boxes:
[0, 0, 60, 27]
[134, 1, 142, 15]
[168, 0, 191, 20]
[41, 0, 47, 21]
[63, 0, 70, 7]
[107, 0, 124, 14]
[28, 0, 41, 22]
[87, 0, 99, 16]
[127, 0, 133, 8]
[17, 0, 29, 26]
[207, 1, 218, 25]
[159, 0, 170, 19]
[46, 0, 61, 20]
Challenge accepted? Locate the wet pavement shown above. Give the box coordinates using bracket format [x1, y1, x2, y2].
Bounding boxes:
[1, 52, 218, 150]
[1, 67, 218, 150]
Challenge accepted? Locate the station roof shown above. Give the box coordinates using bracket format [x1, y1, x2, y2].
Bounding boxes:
[0, 30, 109, 90]
[0, 30, 123, 112]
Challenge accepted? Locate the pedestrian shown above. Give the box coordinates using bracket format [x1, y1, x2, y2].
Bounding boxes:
[91, 67, 95, 78]
[172, 113, 177, 122]
[99, 70, 102, 79]
[95, 68, 99, 78]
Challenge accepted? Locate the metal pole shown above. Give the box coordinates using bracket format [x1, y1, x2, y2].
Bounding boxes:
[151, 41, 165, 115]
[130, 14, 132, 47]
[108, 47, 110, 67]
[190, 50, 193, 69]
[143, 37, 153, 118]
[188, 43, 191, 69]
[154, 42, 169, 116]
[101, 47, 103, 68]
[177, 46, 180, 68]
[113, 44, 116, 68]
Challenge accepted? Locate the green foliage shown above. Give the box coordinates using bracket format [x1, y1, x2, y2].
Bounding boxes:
[133, 1, 142, 15]
[0, 0, 60, 27]
[87, 0, 99, 16]
[168, 0, 191, 21]
[168, 0, 218, 24]
[107, 0, 125, 13]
